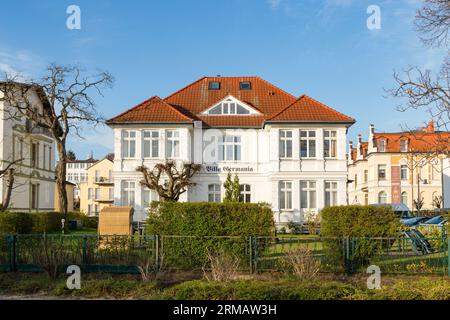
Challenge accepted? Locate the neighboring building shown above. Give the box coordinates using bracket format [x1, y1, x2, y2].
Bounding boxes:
[54, 181, 75, 212]
[65, 157, 98, 205]
[348, 122, 450, 210]
[107, 76, 355, 224]
[0, 82, 56, 212]
[79, 155, 114, 216]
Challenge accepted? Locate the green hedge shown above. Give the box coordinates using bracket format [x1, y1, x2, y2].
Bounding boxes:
[320, 205, 402, 271]
[0, 211, 98, 234]
[146, 202, 275, 269]
[0, 212, 33, 234]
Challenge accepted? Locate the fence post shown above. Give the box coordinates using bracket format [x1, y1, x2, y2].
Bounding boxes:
[447, 238, 450, 279]
[249, 236, 253, 274]
[82, 236, 87, 266]
[345, 237, 351, 275]
[155, 235, 159, 271]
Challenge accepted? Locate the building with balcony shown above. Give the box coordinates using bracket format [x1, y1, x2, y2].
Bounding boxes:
[0, 82, 56, 211]
[65, 157, 98, 206]
[79, 155, 114, 216]
[107, 76, 355, 224]
[348, 122, 450, 210]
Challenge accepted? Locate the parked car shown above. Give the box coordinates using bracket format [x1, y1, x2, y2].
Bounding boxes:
[371, 203, 427, 226]
[420, 215, 446, 226]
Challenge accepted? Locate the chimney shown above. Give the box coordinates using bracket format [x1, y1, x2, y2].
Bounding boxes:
[424, 120, 435, 133]
[358, 134, 362, 144]
[349, 141, 353, 150]
[369, 124, 375, 135]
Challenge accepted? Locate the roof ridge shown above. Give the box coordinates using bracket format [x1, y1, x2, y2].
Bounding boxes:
[301, 95, 355, 122]
[107, 95, 160, 123]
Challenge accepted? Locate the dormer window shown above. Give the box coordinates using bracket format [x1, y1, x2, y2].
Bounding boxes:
[239, 81, 251, 90]
[378, 139, 386, 152]
[400, 139, 408, 152]
[202, 95, 260, 116]
[208, 81, 221, 90]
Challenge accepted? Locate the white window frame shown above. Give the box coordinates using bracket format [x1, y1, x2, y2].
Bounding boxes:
[400, 139, 408, 152]
[121, 181, 135, 207]
[279, 181, 293, 210]
[400, 165, 408, 180]
[218, 135, 241, 161]
[378, 139, 386, 152]
[300, 181, 317, 209]
[300, 130, 316, 158]
[143, 130, 159, 158]
[208, 184, 221, 202]
[378, 164, 387, 181]
[239, 184, 251, 203]
[325, 181, 338, 207]
[122, 130, 136, 158]
[324, 130, 337, 158]
[166, 130, 180, 158]
[279, 130, 293, 159]
[378, 191, 387, 204]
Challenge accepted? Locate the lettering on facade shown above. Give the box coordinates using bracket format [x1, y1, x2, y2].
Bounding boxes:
[204, 165, 254, 173]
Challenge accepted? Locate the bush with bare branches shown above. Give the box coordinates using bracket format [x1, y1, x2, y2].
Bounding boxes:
[283, 247, 321, 279]
[203, 250, 240, 282]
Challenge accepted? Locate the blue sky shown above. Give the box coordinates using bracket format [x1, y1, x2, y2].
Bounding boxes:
[0, 0, 446, 159]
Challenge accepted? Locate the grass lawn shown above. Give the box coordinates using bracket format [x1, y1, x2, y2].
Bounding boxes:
[0, 272, 448, 300]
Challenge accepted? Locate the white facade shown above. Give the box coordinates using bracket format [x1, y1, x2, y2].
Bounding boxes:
[444, 158, 450, 209]
[66, 160, 96, 200]
[110, 123, 349, 224]
[0, 86, 56, 211]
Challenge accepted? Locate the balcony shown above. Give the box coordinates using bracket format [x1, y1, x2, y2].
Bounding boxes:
[25, 119, 53, 138]
[94, 197, 114, 203]
[94, 177, 114, 185]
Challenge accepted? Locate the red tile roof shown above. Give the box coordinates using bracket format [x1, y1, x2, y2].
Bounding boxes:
[267, 95, 355, 123]
[108, 96, 193, 124]
[374, 132, 450, 153]
[107, 77, 355, 127]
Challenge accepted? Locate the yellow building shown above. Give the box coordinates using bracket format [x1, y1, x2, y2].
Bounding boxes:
[348, 122, 450, 211]
[54, 181, 75, 212]
[79, 156, 114, 216]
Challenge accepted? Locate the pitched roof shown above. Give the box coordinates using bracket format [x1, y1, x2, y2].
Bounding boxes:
[107, 96, 193, 124]
[107, 77, 355, 127]
[374, 132, 450, 153]
[267, 95, 355, 123]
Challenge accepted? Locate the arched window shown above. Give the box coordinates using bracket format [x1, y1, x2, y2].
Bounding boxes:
[378, 191, 387, 204]
[401, 192, 408, 206]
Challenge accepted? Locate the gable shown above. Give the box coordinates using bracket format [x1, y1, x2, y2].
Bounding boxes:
[201, 95, 261, 116]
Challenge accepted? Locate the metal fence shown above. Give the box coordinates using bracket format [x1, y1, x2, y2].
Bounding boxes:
[0, 234, 448, 276]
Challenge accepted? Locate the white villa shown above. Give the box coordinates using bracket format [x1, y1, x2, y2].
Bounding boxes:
[107, 77, 355, 225]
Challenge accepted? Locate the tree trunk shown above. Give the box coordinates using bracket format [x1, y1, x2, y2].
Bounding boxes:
[55, 141, 68, 219]
[2, 168, 15, 210]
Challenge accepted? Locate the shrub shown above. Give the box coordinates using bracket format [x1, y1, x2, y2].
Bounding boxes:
[146, 202, 275, 268]
[203, 249, 240, 282]
[31, 212, 64, 233]
[320, 205, 401, 271]
[282, 247, 321, 279]
[0, 212, 33, 234]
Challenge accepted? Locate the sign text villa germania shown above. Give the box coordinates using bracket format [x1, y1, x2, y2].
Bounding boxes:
[204, 165, 255, 173]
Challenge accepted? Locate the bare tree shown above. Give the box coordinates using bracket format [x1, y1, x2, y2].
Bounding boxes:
[137, 161, 201, 202]
[0, 158, 23, 210]
[388, 0, 450, 130]
[0, 64, 113, 218]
